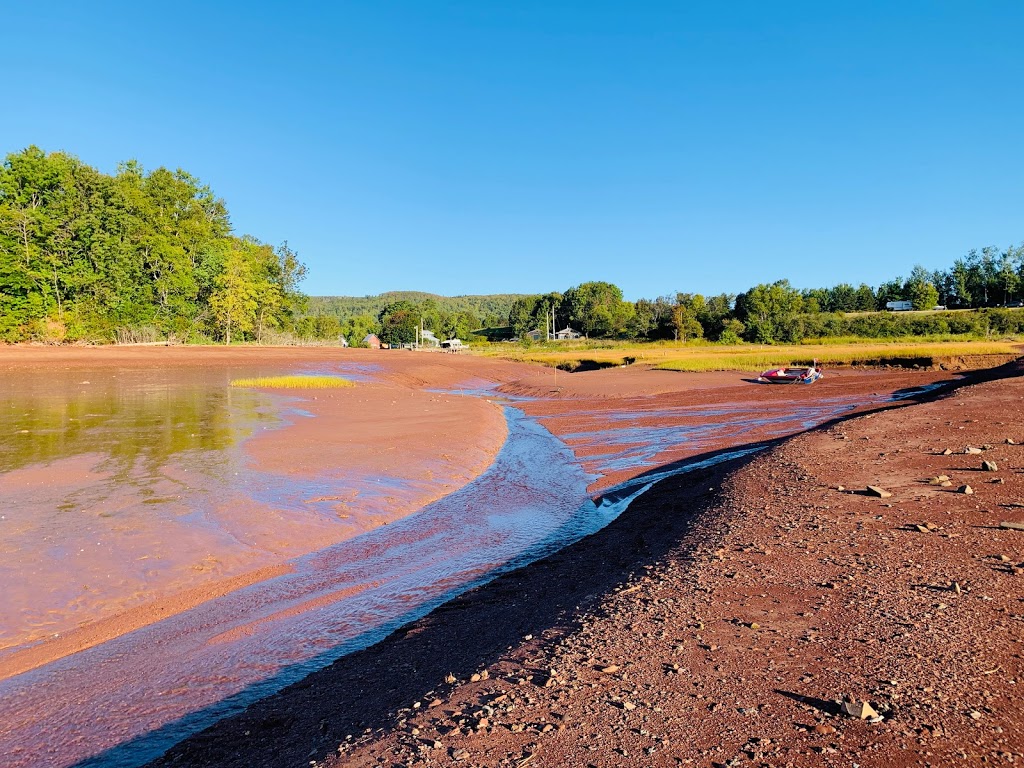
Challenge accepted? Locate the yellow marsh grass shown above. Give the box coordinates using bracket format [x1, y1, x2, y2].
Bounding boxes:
[230, 375, 354, 389]
[477, 340, 1019, 372]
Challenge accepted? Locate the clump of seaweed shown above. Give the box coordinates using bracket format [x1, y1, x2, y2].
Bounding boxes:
[230, 375, 354, 389]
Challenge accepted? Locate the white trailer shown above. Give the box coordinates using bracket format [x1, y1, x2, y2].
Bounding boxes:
[885, 300, 913, 311]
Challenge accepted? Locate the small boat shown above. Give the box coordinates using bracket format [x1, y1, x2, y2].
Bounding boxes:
[758, 362, 823, 384]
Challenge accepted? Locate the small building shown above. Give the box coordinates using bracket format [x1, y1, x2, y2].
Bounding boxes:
[525, 329, 543, 342]
[885, 300, 913, 312]
[419, 329, 440, 347]
[554, 326, 582, 340]
[363, 333, 381, 349]
[441, 338, 466, 352]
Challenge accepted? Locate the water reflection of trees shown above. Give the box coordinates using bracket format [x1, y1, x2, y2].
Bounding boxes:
[0, 380, 276, 482]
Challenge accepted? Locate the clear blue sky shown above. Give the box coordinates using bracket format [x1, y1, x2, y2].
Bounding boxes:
[3, 1, 1021, 300]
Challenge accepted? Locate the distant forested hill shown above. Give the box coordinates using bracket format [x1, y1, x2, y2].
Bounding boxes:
[306, 292, 525, 327]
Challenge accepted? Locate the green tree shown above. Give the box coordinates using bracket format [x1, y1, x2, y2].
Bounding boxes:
[378, 300, 419, 344]
[508, 295, 539, 337]
[209, 239, 260, 343]
[904, 265, 939, 310]
[342, 313, 379, 346]
[563, 281, 632, 337]
[854, 283, 877, 311]
[670, 302, 703, 342]
[908, 280, 939, 310]
[735, 280, 804, 343]
[0, 146, 304, 343]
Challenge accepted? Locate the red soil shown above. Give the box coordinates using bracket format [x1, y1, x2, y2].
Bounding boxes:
[0, 347, 512, 680]
[107, 350, 1022, 768]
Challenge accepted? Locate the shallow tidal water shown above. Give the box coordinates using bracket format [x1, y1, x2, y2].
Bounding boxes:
[0, 366, 947, 768]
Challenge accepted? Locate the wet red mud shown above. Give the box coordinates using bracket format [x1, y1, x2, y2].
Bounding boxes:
[0, 353, 506, 685]
[140, 357, 1024, 768]
[1, 345, 1014, 768]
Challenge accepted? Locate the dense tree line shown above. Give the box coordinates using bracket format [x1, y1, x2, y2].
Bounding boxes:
[295, 296, 486, 347]
[4, 146, 1020, 348]
[0, 147, 305, 343]
[501, 245, 1023, 345]
[306, 293, 518, 328]
[292, 244, 1024, 346]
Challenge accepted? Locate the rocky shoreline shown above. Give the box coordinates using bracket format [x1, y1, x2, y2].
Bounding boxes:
[148, 362, 1024, 768]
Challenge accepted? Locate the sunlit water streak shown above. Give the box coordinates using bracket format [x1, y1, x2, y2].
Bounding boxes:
[544, 384, 947, 475]
[0, 408, 600, 768]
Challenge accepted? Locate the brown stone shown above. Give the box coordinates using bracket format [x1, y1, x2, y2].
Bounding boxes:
[999, 521, 1024, 531]
[866, 486, 892, 498]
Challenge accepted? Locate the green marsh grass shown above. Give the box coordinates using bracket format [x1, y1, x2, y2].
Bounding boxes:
[230, 375, 354, 389]
[475, 339, 1019, 372]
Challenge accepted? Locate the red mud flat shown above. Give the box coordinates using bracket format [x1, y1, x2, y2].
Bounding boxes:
[142, 360, 1024, 768]
[0, 347, 514, 681]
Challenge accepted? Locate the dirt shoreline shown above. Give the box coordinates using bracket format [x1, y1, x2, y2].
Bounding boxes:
[0, 347, 513, 681]
[144, 360, 1024, 768]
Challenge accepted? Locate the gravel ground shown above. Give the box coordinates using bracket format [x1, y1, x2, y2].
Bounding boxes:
[150, 363, 1024, 768]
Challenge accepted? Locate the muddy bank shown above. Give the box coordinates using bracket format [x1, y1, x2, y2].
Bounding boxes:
[0, 352, 507, 682]
[146, 362, 1024, 768]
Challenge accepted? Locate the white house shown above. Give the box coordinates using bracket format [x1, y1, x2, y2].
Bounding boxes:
[553, 326, 582, 340]
[419, 329, 440, 347]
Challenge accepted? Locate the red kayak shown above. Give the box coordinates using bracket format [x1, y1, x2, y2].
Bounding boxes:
[758, 364, 823, 384]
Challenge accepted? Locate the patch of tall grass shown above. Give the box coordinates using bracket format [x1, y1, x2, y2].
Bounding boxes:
[476, 339, 1019, 372]
[230, 375, 354, 389]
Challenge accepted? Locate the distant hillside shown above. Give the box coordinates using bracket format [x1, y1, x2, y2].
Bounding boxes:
[305, 292, 527, 326]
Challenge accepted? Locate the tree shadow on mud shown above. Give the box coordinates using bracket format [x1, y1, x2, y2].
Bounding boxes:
[73, 362, 1015, 768]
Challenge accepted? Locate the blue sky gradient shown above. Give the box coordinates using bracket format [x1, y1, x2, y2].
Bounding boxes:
[3, 1, 1022, 299]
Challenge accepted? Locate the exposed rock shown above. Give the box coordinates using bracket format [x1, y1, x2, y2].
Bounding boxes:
[959, 485, 974, 495]
[840, 699, 879, 720]
[982, 460, 998, 471]
[866, 486, 893, 498]
[999, 521, 1024, 531]
[928, 475, 951, 485]
[965, 446, 983, 455]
